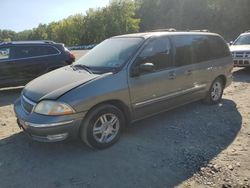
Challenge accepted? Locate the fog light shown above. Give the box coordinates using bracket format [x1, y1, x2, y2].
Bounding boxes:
[47, 133, 68, 141]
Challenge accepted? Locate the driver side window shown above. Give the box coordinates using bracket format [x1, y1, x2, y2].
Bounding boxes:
[136, 36, 172, 73]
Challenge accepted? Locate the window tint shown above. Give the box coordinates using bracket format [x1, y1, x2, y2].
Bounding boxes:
[136, 36, 172, 72]
[172, 35, 230, 67]
[0, 47, 10, 60]
[172, 36, 194, 67]
[46, 46, 59, 55]
[207, 36, 230, 58]
[14, 45, 59, 58]
[192, 35, 211, 63]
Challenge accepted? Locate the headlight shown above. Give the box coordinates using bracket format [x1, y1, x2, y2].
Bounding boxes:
[34, 100, 75, 116]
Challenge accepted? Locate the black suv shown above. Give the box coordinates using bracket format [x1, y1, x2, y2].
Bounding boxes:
[0, 40, 75, 88]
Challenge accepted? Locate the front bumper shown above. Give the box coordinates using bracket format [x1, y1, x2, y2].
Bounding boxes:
[233, 59, 250, 67]
[14, 98, 87, 142]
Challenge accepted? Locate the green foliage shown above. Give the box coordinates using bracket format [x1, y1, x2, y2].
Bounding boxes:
[0, 0, 140, 46]
[83, 0, 140, 44]
[0, 29, 17, 42]
[1, 0, 249, 44]
[136, 0, 250, 40]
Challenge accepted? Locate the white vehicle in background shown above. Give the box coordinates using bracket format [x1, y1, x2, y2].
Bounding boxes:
[230, 30, 250, 67]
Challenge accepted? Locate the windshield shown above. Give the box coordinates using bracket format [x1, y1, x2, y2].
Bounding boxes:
[75, 37, 143, 69]
[234, 34, 250, 45]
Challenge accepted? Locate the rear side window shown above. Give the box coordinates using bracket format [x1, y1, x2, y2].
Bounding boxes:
[136, 36, 172, 71]
[191, 35, 211, 63]
[45, 46, 60, 55]
[13, 45, 59, 59]
[207, 36, 230, 58]
[172, 35, 230, 67]
[172, 36, 194, 67]
[0, 47, 10, 60]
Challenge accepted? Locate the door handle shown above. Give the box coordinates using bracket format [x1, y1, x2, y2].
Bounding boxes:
[185, 70, 192, 76]
[207, 67, 214, 71]
[168, 71, 176, 80]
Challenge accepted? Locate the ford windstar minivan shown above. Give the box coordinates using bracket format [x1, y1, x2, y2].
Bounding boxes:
[14, 30, 233, 149]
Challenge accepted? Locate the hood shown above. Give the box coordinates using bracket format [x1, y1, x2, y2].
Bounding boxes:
[230, 45, 250, 52]
[23, 66, 100, 102]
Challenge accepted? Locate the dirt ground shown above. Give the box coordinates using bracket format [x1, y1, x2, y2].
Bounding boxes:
[0, 51, 249, 188]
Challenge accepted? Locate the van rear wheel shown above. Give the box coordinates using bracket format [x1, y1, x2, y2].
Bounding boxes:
[203, 77, 224, 105]
[80, 104, 125, 149]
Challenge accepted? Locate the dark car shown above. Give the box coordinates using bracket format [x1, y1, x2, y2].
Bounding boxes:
[0, 40, 75, 88]
[14, 31, 233, 149]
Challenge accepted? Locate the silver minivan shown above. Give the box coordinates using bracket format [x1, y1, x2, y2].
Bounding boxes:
[14, 31, 233, 149]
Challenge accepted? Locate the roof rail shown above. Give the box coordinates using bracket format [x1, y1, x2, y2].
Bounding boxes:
[0, 41, 10, 45]
[42, 40, 55, 44]
[245, 30, 250, 33]
[150, 28, 177, 32]
[0, 40, 56, 45]
[189, 29, 210, 32]
[19, 40, 56, 44]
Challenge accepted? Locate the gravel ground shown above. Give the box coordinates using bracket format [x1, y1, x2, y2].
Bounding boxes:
[0, 51, 249, 188]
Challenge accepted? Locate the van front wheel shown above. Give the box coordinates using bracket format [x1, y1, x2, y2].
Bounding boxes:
[203, 78, 224, 105]
[80, 104, 125, 149]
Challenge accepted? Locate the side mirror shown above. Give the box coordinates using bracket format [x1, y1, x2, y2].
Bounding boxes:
[229, 41, 234, 45]
[131, 62, 155, 77]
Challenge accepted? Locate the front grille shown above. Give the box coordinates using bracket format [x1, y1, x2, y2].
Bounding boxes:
[232, 51, 250, 66]
[232, 51, 250, 58]
[21, 95, 36, 113]
[245, 60, 250, 65]
[234, 60, 250, 65]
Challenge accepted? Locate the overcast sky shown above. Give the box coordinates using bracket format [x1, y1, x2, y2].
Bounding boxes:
[0, 0, 110, 32]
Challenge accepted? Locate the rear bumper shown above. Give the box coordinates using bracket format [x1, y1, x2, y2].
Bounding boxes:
[14, 98, 86, 142]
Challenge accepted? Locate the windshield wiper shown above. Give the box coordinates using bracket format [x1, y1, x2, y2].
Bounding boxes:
[71, 64, 93, 74]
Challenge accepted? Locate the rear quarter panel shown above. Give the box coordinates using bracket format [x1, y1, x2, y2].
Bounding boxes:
[212, 55, 233, 88]
[193, 55, 233, 91]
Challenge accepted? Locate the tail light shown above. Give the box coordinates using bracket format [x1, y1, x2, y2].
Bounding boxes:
[69, 52, 75, 61]
[66, 51, 75, 64]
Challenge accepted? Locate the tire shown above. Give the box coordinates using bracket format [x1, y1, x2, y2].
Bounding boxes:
[203, 77, 224, 105]
[80, 104, 125, 149]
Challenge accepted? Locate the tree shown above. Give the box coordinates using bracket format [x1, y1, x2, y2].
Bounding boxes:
[32, 24, 48, 40]
[2, 0, 249, 44]
[0, 29, 16, 42]
[136, 0, 250, 40]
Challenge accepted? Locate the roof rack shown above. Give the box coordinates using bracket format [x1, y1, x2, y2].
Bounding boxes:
[149, 28, 210, 33]
[0, 41, 9, 45]
[0, 40, 56, 45]
[17, 40, 56, 44]
[42, 40, 55, 44]
[188, 29, 210, 32]
[150, 28, 177, 32]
